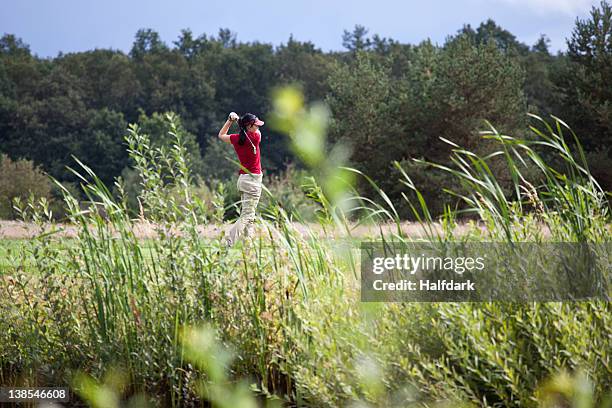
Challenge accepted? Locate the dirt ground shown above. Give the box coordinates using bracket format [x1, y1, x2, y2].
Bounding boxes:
[0, 220, 487, 240]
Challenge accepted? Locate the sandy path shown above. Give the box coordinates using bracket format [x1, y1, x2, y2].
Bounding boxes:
[0, 220, 484, 240]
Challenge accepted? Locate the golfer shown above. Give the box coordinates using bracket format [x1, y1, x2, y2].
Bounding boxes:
[217, 112, 265, 247]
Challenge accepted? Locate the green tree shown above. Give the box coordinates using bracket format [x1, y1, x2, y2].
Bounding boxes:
[414, 35, 527, 213]
[217, 28, 237, 48]
[0, 34, 40, 100]
[0, 34, 31, 57]
[522, 35, 563, 115]
[129, 28, 169, 60]
[275, 35, 334, 102]
[456, 19, 530, 55]
[326, 52, 404, 195]
[56, 50, 142, 119]
[424, 35, 526, 155]
[5, 64, 90, 180]
[79, 108, 129, 185]
[342, 25, 372, 52]
[130, 33, 216, 136]
[134, 111, 205, 176]
[173, 29, 207, 60]
[557, 0, 612, 190]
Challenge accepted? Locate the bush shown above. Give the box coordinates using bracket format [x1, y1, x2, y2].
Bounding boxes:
[0, 154, 53, 219]
[260, 165, 318, 223]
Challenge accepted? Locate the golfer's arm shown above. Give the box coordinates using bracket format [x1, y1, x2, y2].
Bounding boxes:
[218, 120, 232, 144]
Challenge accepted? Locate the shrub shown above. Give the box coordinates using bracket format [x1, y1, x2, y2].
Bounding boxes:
[260, 164, 318, 223]
[0, 154, 52, 219]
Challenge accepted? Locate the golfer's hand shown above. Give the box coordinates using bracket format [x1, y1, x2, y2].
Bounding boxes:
[228, 112, 239, 122]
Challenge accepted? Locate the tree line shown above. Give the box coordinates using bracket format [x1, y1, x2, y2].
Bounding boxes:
[1, 1, 610, 218]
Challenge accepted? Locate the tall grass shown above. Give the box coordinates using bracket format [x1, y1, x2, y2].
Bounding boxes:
[0, 95, 610, 407]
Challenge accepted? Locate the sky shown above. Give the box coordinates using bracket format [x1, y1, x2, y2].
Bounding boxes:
[0, 0, 601, 58]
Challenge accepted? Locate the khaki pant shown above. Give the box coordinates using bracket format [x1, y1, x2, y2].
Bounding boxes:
[225, 173, 263, 247]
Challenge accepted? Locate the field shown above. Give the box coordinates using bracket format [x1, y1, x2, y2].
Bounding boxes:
[0, 112, 611, 408]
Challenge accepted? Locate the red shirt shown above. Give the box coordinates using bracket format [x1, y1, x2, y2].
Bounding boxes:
[230, 130, 262, 174]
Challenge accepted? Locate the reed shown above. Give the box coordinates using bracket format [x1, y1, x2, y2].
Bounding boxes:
[0, 93, 610, 407]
